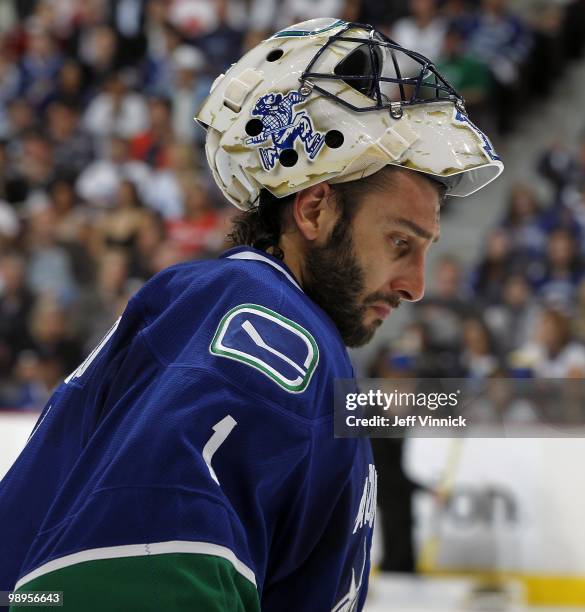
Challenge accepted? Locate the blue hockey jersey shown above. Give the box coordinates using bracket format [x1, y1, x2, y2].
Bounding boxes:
[0, 247, 376, 611]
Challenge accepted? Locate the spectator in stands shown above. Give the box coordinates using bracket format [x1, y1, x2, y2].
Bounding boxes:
[107, 0, 148, 68]
[168, 0, 222, 38]
[47, 178, 95, 288]
[149, 237, 186, 274]
[129, 211, 167, 280]
[169, 45, 209, 144]
[560, 181, 585, 244]
[0, 253, 34, 378]
[75, 248, 134, 351]
[165, 177, 224, 258]
[195, 0, 246, 73]
[26, 1, 60, 37]
[461, 317, 500, 379]
[468, 370, 538, 424]
[238, 0, 288, 50]
[143, 20, 185, 95]
[18, 28, 64, 112]
[442, 0, 474, 31]
[76, 135, 151, 207]
[573, 133, 585, 188]
[537, 228, 583, 308]
[518, 308, 585, 377]
[24, 200, 78, 305]
[38, 1, 84, 56]
[500, 183, 546, 255]
[0, 51, 20, 139]
[471, 228, 513, 304]
[436, 25, 493, 129]
[0, 2, 16, 35]
[82, 70, 149, 148]
[271, 0, 348, 33]
[46, 100, 94, 181]
[5, 97, 37, 154]
[0, 139, 28, 210]
[484, 274, 540, 357]
[130, 95, 173, 168]
[420, 254, 471, 332]
[539, 199, 582, 244]
[1, 350, 50, 410]
[92, 179, 152, 256]
[428, 253, 469, 304]
[47, 59, 89, 110]
[0, 194, 20, 250]
[353, 0, 409, 34]
[465, 0, 532, 134]
[562, 0, 585, 60]
[573, 280, 585, 344]
[466, 0, 532, 76]
[394, 319, 460, 376]
[527, 3, 565, 98]
[18, 130, 55, 191]
[78, 24, 120, 89]
[414, 255, 473, 376]
[74, 0, 112, 36]
[145, 141, 199, 219]
[537, 137, 582, 197]
[26, 296, 83, 385]
[392, 0, 447, 74]
[143, 0, 170, 62]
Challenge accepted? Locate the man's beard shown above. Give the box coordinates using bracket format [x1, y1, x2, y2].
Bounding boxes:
[303, 215, 401, 347]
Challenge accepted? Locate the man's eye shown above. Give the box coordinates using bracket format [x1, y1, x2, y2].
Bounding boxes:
[392, 237, 408, 248]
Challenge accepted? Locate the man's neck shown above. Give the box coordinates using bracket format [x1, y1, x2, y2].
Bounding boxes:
[278, 236, 305, 290]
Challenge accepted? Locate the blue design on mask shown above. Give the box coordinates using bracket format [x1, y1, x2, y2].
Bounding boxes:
[246, 90, 326, 170]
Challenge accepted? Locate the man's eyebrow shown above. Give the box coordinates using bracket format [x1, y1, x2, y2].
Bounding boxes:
[389, 217, 440, 243]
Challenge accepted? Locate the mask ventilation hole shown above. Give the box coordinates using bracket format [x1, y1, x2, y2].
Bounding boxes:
[325, 130, 344, 148]
[266, 49, 284, 62]
[245, 119, 264, 136]
[279, 149, 298, 167]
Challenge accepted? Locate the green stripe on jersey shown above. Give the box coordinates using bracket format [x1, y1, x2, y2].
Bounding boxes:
[12, 553, 260, 612]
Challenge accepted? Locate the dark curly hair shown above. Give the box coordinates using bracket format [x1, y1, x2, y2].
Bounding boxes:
[228, 188, 294, 260]
[227, 167, 446, 258]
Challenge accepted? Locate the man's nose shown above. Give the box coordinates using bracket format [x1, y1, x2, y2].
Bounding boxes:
[390, 254, 426, 302]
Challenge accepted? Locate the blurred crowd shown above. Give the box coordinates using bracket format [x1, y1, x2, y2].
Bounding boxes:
[371, 131, 585, 384]
[1, 0, 585, 409]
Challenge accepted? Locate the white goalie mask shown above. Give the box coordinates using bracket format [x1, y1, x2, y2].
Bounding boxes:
[196, 18, 504, 210]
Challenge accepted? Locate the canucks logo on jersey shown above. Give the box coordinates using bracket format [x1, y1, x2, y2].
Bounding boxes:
[210, 303, 319, 393]
[245, 90, 326, 170]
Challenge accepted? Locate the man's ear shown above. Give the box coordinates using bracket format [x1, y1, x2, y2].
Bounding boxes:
[292, 182, 336, 242]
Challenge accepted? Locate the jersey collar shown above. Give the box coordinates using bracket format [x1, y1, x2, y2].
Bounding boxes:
[221, 247, 303, 292]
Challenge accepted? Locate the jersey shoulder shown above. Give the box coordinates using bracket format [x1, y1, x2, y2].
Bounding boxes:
[135, 252, 352, 420]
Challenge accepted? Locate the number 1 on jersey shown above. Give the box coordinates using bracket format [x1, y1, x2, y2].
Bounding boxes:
[203, 415, 237, 485]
